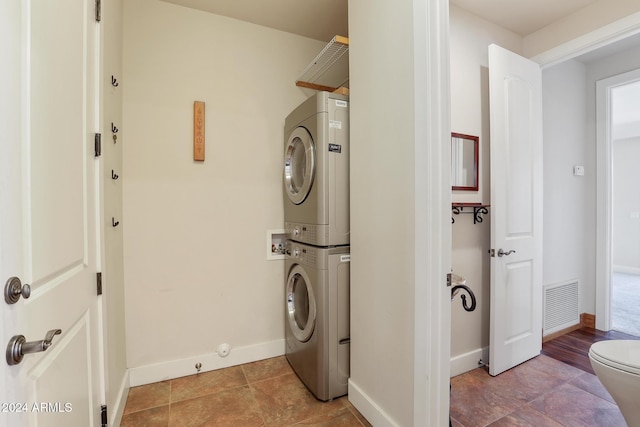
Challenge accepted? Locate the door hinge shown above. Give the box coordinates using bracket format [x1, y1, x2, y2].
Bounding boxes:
[95, 0, 101, 22]
[446, 273, 452, 287]
[96, 272, 103, 296]
[100, 404, 107, 426]
[95, 133, 102, 157]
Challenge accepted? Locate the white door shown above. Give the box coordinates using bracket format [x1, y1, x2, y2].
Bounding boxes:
[488, 44, 543, 376]
[1, 0, 104, 425]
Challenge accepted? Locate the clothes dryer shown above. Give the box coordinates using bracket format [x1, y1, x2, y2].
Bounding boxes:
[284, 240, 350, 401]
[283, 92, 349, 247]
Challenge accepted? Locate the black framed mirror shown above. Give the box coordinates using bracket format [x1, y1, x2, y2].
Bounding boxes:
[451, 132, 479, 191]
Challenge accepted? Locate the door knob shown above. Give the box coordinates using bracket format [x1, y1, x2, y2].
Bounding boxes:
[497, 249, 516, 257]
[4, 277, 31, 304]
[6, 329, 62, 366]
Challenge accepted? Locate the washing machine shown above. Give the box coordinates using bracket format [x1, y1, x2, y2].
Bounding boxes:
[283, 91, 350, 247]
[284, 240, 350, 401]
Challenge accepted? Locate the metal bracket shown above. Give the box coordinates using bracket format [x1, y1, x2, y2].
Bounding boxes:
[95, 133, 102, 157]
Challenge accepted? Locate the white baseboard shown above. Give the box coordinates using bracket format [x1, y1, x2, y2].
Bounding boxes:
[128, 339, 285, 387]
[347, 379, 400, 427]
[613, 265, 640, 275]
[109, 370, 130, 427]
[450, 347, 489, 377]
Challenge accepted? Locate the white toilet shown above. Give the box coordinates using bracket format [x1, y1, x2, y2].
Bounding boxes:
[589, 340, 640, 426]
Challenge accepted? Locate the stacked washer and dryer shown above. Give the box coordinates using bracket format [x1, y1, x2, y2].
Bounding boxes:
[282, 91, 351, 401]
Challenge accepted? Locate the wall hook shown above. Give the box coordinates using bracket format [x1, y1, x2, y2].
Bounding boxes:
[111, 170, 119, 180]
[112, 217, 119, 227]
[111, 123, 118, 133]
[111, 75, 119, 87]
[451, 284, 477, 312]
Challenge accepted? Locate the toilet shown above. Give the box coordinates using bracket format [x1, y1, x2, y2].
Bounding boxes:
[589, 340, 640, 426]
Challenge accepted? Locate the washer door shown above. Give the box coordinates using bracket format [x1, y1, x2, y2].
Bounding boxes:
[286, 265, 316, 342]
[284, 126, 315, 205]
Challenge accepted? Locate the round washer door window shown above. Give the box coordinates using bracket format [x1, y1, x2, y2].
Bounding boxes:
[286, 265, 316, 342]
[284, 127, 315, 205]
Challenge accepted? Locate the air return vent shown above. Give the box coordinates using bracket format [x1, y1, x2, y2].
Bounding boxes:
[543, 280, 579, 336]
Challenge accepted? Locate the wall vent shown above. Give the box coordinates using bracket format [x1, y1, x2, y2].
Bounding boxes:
[543, 280, 579, 336]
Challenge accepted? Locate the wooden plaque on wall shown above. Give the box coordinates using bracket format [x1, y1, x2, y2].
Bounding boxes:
[194, 101, 205, 161]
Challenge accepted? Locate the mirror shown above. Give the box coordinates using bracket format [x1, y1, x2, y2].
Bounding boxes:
[451, 132, 478, 191]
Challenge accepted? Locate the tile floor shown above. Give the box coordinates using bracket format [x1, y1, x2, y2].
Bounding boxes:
[612, 272, 640, 337]
[450, 354, 626, 427]
[123, 353, 626, 427]
[121, 356, 372, 426]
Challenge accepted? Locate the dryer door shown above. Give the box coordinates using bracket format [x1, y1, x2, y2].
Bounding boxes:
[286, 264, 316, 342]
[284, 126, 315, 205]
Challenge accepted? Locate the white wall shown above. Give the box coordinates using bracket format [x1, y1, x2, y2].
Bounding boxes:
[613, 137, 640, 271]
[122, 0, 326, 384]
[541, 60, 591, 312]
[449, 5, 522, 374]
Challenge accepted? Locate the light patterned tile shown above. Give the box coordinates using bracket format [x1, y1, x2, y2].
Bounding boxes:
[486, 405, 564, 427]
[521, 354, 584, 382]
[169, 385, 264, 427]
[569, 372, 615, 403]
[123, 381, 171, 414]
[529, 383, 626, 427]
[450, 369, 524, 426]
[292, 405, 363, 426]
[242, 356, 294, 383]
[121, 405, 169, 427]
[343, 397, 373, 427]
[170, 365, 247, 403]
[476, 361, 567, 403]
[250, 372, 345, 426]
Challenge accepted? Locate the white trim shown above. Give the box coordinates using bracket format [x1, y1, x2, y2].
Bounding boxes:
[596, 70, 640, 331]
[128, 339, 285, 387]
[595, 68, 640, 331]
[530, 11, 640, 68]
[449, 347, 489, 378]
[348, 380, 400, 427]
[595, 76, 613, 332]
[109, 371, 129, 427]
[414, 0, 452, 425]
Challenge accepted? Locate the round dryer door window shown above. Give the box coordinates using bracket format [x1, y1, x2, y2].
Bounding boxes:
[284, 126, 315, 205]
[286, 265, 316, 342]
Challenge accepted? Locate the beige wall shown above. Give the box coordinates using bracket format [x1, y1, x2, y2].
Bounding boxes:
[348, 0, 452, 424]
[122, 0, 325, 383]
[102, 0, 129, 422]
[348, 0, 418, 423]
[449, 5, 522, 374]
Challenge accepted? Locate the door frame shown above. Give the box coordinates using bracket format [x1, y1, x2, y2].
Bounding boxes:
[529, 15, 640, 334]
[594, 68, 640, 331]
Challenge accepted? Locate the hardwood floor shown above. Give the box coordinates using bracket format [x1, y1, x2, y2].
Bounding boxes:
[542, 327, 640, 375]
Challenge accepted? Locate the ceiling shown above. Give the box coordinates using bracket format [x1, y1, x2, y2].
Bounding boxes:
[160, 0, 636, 62]
[160, 0, 601, 41]
[449, 0, 600, 36]
[159, 0, 348, 42]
